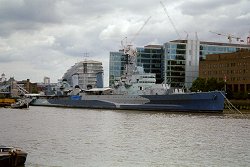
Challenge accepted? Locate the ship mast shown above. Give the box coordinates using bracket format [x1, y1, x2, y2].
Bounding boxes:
[118, 16, 152, 87]
[120, 39, 138, 86]
[120, 16, 151, 80]
[123, 43, 137, 76]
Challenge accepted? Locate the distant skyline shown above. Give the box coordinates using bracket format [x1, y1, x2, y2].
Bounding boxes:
[0, 0, 249, 86]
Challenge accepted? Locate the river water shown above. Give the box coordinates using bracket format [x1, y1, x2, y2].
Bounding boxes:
[0, 106, 249, 167]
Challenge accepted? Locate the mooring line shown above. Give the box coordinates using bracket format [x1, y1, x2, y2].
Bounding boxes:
[220, 92, 244, 116]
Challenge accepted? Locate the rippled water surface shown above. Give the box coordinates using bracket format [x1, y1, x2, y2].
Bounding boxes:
[0, 106, 249, 167]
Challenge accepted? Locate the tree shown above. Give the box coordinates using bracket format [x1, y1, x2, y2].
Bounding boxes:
[190, 77, 206, 92]
[206, 78, 218, 91]
[190, 77, 225, 92]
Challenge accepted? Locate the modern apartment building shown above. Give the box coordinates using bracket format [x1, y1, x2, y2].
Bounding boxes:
[199, 50, 250, 94]
[163, 40, 199, 88]
[62, 60, 103, 89]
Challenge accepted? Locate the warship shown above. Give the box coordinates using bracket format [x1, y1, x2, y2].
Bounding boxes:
[30, 45, 225, 112]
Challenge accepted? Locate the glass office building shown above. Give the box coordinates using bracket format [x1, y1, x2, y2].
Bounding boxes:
[164, 40, 188, 88]
[199, 41, 249, 60]
[109, 51, 127, 86]
[137, 45, 163, 83]
[109, 45, 164, 86]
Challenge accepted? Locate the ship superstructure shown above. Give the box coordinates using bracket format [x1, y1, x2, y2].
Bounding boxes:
[112, 44, 170, 95]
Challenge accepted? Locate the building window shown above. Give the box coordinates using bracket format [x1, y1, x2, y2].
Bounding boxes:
[240, 84, 245, 92]
[247, 84, 250, 91]
[234, 84, 238, 92]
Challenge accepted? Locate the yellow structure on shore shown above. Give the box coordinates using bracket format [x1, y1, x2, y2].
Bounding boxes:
[0, 98, 16, 107]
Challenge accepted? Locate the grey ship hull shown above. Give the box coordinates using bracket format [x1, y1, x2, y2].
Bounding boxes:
[30, 91, 225, 113]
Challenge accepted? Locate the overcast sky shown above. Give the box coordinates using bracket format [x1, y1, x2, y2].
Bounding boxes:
[0, 0, 249, 85]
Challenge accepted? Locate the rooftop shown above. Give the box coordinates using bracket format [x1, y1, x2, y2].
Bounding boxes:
[169, 39, 250, 47]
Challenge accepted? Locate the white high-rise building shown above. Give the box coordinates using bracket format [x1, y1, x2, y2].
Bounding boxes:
[63, 60, 103, 89]
[44, 76, 50, 84]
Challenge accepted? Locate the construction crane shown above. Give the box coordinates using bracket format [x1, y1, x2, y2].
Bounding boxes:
[130, 16, 151, 44]
[121, 16, 151, 55]
[160, 1, 181, 39]
[209, 31, 242, 43]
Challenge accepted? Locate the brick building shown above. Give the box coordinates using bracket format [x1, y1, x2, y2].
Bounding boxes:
[199, 50, 250, 94]
[16, 79, 38, 94]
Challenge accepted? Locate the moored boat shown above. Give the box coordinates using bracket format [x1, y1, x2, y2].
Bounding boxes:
[11, 98, 32, 109]
[0, 146, 27, 167]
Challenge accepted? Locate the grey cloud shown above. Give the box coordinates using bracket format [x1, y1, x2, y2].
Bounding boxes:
[0, 0, 61, 37]
[0, 54, 18, 63]
[0, 21, 42, 37]
[58, 0, 181, 20]
[0, 0, 61, 23]
[179, 0, 242, 16]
